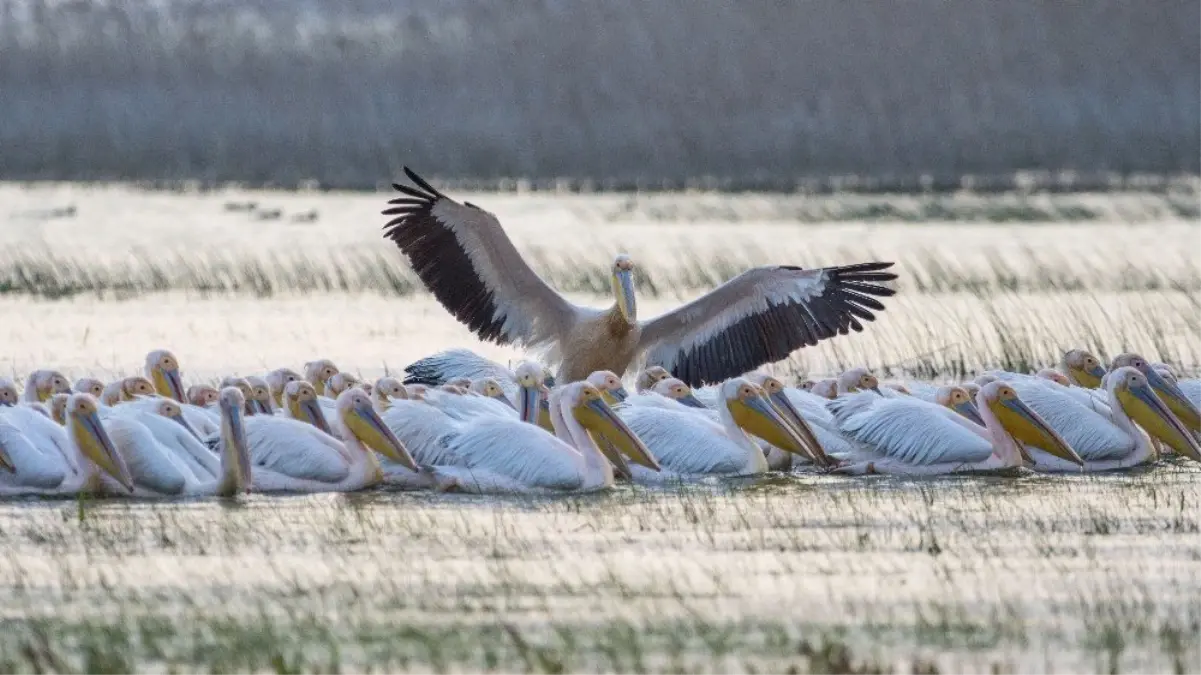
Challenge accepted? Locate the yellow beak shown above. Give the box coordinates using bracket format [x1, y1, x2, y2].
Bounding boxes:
[990, 396, 1083, 466]
[574, 397, 660, 471]
[72, 410, 135, 491]
[343, 400, 417, 471]
[730, 394, 825, 465]
[767, 391, 832, 467]
[1118, 384, 1201, 462]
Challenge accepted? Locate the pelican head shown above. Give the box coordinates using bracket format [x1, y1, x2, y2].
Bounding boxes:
[1035, 369, 1070, 387]
[144, 349, 185, 402]
[283, 380, 331, 435]
[837, 368, 880, 395]
[439, 384, 468, 395]
[444, 377, 472, 389]
[337, 388, 417, 470]
[1109, 366, 1200, 461]
[49, 392, 69, 425]
[122, 376, 156, 400]
[1152, 363, 1178, 384]
[67, 394, 134, 491]
[100, 381, 123, 406]
[586, 371, 629, 405]
[651, 378, 707, 408]
[744, 373, 832, 467]
[1110, 353, 1199, 432]
[470, 378, 514, 409]
[811, 379, 837, 400]
[936, 385, 985, 426]
[514, 362, 546, 424]
[245, 376, 274, 415]
[635, 366, 671, 393]
[372, 377, 408, 412]
[188, 385, 220, 407]
[723, 378, 813, 459]
[266, 368, 302, 408]
[220, 377, 256, 414]
[25, 369, 70, 403]
[150, 397, 202, 441]
[0, 378, 17, 407]
[980, 381, 1082, 466]
[73, 378, 105, 399]
[796, 379, 815, 392]
[612, 254, 637, 324]
[327, 372, 362, 398]
[974, 373, 998, 386]
[1061, 349, 1107, 389]
[217, 386, 253, 494]
[962, 382, 981, 398]
[566, 382, 659, 470]
[303, 359, 340, 396]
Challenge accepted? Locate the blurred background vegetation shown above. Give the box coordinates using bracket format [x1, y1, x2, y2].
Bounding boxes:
[2, 0, 1198, 189]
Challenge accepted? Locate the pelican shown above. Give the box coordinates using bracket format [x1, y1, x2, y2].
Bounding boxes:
[24, 370, 70, 403]
[74, 378, 105, 399]
[743, 373, 832, 468]
[145, 349, 185, 402]
[219, 377, 257, 415]
[179, 385, 221, 436]
[266, 368, 302, 408]
[98, 393, 251, 496]
[830, 381, 1082, 475]
[246, 388, 415, 493]
[0, 378, 17, 406]
[635, 366, 671, 393]
[383, 168, 897, 386]
[810, 379, 838, 399]
[279, 381, 333, 435]
[403, 348, 555, 399]
[834, 368, 884, 396]
[303, 359, 340, 396]
[1061, 349, 1108, 388]
[0, 404, 67, 489]
[615, 377, 811, 481]
[1109, 353, 1199, 433]
[0, 394, 135, 496]
[370, 377, 407, 412]
[421, 381, 656, 494]
[326, 372, 362, 398]
[187, 385, 219, 408]
[101, 376, 156, 406]
[1022, 367, 1200, 471]
[48, 393, 69, 425]
[244, 376, 274, 414]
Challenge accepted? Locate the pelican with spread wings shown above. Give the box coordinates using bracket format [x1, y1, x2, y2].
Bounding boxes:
[382, 168, 899, 387]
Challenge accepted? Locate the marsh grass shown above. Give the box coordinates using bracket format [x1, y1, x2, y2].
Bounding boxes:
[0, 474, 1196, 673]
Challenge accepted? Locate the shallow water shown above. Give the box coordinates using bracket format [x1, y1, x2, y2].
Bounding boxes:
[0, 465, 1196, 673]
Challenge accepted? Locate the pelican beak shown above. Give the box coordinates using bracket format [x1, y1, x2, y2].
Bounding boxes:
[678, 393, 707, 409]
[576, 397, 660, 471]
[492, 392, 517, 410]
[1072, 363, 1107, 389]
[731, 394, 820, 464]
[73, 409, 134, 491]
[344, 398, 417, 470]
[0, 401, 13, 408]
[992, 396, 1083, 466]
[596, 437, 633, 480]
[271, 390, 285, 408]
[220, 396, 253, 493]
[1119, 381, 1201, 462]
[518, 385, 540, 424]
[953, 400, 986, 427]
[170, 413, 203, 442]
[767, 391, 831, 466]
[252, 399, 272, 415]
[1143, 367, 1200, 432]
[613, 268, 637, 323]
[300, 398, 332, 435]
[153, 367, 185, 403]
[610, 386, 629, 403]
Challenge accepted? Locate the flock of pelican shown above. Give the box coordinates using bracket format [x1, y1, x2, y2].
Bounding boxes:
[0, 346, 1195, 498]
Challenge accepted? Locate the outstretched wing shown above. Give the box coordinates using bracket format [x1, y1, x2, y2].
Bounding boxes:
[404, 348, 516, 387]
[382, 168, 580, 347]
[637, 263, 897, 386]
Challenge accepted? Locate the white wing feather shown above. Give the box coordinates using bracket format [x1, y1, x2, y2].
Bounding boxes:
[834, 394, 994, 465]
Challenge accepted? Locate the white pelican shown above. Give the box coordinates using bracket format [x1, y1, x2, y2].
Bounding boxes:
[303, 359, 340, 396]
[370, 377, 407, 412]
[0, 405, 64, 489]
[1023, 366, 1200, 471]
[179, 385, 221, 437]
[101, 376, 156, 407]
[1060, 349, 1108, 388]
[830, 381, 1082, 476]
[743, 373, 833, 468]
[144, 349, 185, 402]
[835, 368, 883, 396]
[266, 368, 302, 408]
[244, 376, 274, 414]
[0, 394, 139, 495]
[246, 388, 416, 493]
[615, 377, 809, 481]
[0, 378, 17, 406]
[810, 379, 838, 399]
[98, 392, 250, 496]
[326, 372, 362, 397]
[422, 381, 657, 494]
[1109, 353, 1199, 434]
[187, 385, 219, 408]
[74, 378, 105, 399]
[383, 168, 897, 386]
[24, 370, 71, 403]
[279, 381, 333, 435]
[635, 366, 672, 393]
[48, 393, 69, 425]
[585, 371, 630, 406]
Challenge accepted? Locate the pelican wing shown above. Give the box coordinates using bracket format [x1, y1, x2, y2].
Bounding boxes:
[245, 416, 351, 483]
[403, 348, 520, 397]
[383, 168, 580, 347]
[448, 419, 584, 491]
[638, 264, 897, 386]
[833, 393, 993, 465]
[1178, 378, 1199, 409]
